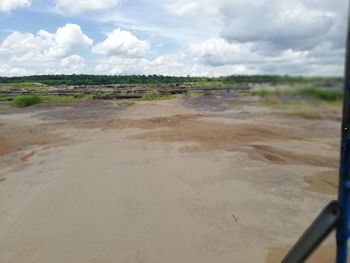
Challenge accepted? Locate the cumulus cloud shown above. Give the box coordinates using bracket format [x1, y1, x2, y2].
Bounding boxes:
[60, 55, 86, 73]
[0, 24, 92, 76]
[220, 1, 343, 52]
[95, 56, 182, 75]
[0, 24, 93, 62]
[55, 0, 122, 14]
[186, 37, 345, 75]
[188, 38, 315, 66]
[92, 28, 150, 57]
[164, 0, 345, 48]
[162, 0, 347, 75]
[0, 0, 31, 12]
[95, 54, 256, 77]
[188, 38, 260, 66]
[0, 0, 346, 76]
[0, 64, 31, 76]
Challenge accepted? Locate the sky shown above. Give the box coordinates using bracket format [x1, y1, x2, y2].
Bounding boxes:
[0, 0, 348, 77]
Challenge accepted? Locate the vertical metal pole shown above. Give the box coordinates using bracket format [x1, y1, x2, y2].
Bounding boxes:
[337, 2, 350, 262]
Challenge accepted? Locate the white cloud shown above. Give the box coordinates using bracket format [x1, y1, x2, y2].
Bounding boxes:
[164, 0, 346, 50]
[0, 64, 31, 76]
[188, 38, 260, 66]
[0, 24, 93, 62]
[186, 37, 344, 76]
[0, 24, 93, 76]
[92, 28, 150, 57]
[95, 55, 184, 75]
[0, 0, 346, 76]
[60, 55, 86, 74]
[162, 0, 346, 75]
[0, 0, 31, 12]
[164, 0, 219, 17]
[95, 54, 257, 77]
[55, 0, 122, 14]
[220, 1, 339, 51]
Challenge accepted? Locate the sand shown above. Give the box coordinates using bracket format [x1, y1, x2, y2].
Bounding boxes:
[0, 98, 341, 263]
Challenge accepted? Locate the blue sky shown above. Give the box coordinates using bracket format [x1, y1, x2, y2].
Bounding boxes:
[0, 0, 347, 76]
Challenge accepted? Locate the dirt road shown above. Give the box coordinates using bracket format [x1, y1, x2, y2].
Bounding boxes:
[0, 98, 341, 262]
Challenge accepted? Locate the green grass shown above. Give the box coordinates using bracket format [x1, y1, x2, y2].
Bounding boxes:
[254, 87, 283, 96]
[138, 94, 175, 101]
[11, 95, 42, 107]
[254, 87, 343, 102]
[113, 101, 136, 107]
[297, 87, 343, 101]
[41, 96, 79, 103]
[137, 90, 175, 101]
[183, 92, 203, 99]
[10, 94, 91, 107]
[0, 82, 44, 89]
[185, 81, 227, 87]
[288, 111, 322, 120]
[0, 104, 11, 110]
[145, 90, 161, 96]
[0, 94, 10, 100]
[40, 95, 92, 103]
[259, 95, 342, 121]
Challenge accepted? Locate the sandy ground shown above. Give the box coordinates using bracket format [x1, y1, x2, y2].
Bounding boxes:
[0, 96, 341, 263]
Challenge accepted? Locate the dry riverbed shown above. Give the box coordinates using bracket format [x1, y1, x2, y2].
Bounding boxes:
[0, 95, 341, 263]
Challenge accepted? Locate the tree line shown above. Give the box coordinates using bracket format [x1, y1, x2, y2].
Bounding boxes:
[0, 74, 342, 86]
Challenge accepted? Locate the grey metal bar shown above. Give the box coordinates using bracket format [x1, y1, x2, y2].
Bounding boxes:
[282, 201, 342, 263]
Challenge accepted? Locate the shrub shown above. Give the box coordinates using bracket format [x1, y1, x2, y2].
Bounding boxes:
[296, 87, 343, 101]
[254, 87, 343, 102]
[12, 95, 42, 107]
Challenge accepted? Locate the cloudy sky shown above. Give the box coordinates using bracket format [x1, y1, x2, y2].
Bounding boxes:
[0, 0, 347, 76]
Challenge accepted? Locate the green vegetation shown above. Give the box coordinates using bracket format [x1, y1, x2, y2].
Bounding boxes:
[137, 90, 175, 101]
[9, 94, 92, 107]
[183, 91, 203, 99]
[40, 95, 91, 103]
[0, 74, 342, 86]
[136, 90, 176, 101]
[0, 94, 9, 100]
[0, 104, 11, 109]
[0, 82, 44, 89]
[257, 89, 342, 121]
[254, 87, 343, 102]
[11, 95, 42, 107]
[138, 94, 175, 101]
[288, 111, 323, 120]
[186, 81, 227, 87]
[113, 101, 136, 107]
[298, 87, 343, 101]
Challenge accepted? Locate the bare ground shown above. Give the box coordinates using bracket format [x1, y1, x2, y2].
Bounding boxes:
[0, 96, 342, 262]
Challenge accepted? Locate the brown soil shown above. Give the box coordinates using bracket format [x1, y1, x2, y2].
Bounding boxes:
[304, 170, 338, 195]
[236, 144, 338, 168]
[0, 98, 342, 263]
[0, 122, 64, 156]
[102, 114, 206, 130]
[20, 150, 36, 162]
[105, 115, 302, 153]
